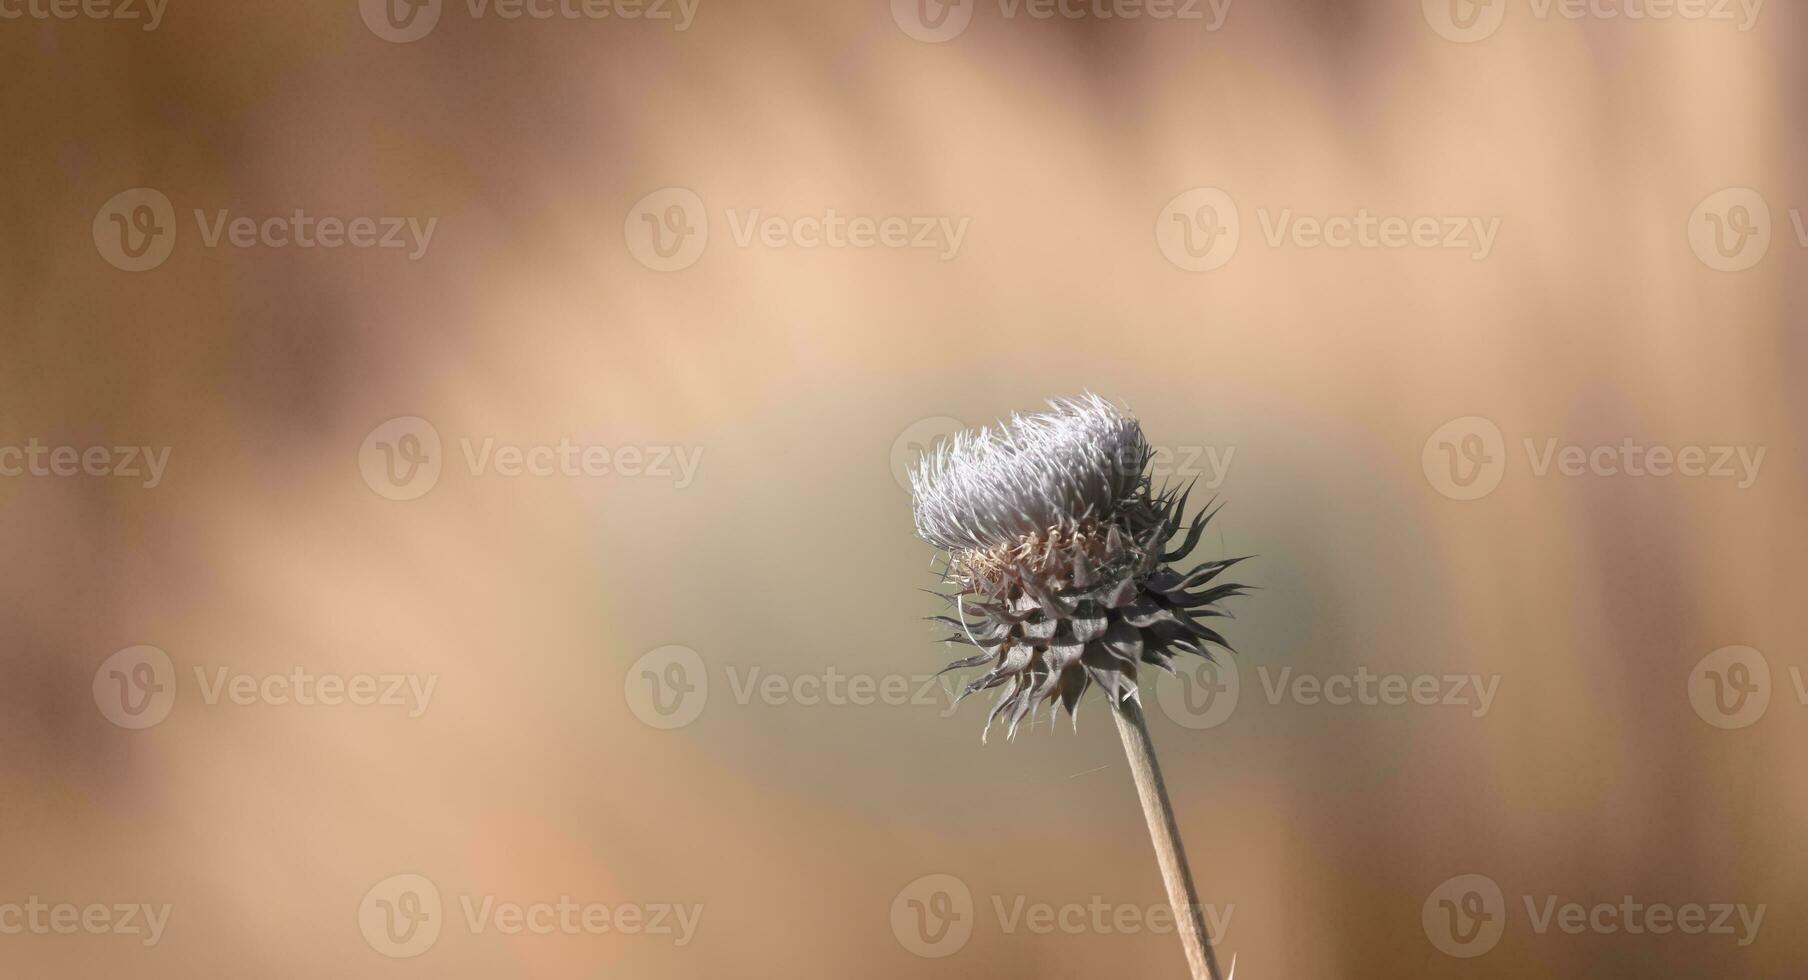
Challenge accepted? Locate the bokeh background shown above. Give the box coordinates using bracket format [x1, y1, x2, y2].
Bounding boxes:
[2, 0, 1803, 976]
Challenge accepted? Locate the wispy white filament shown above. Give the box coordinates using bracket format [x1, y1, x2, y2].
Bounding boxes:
[910, 393, 1148, 553]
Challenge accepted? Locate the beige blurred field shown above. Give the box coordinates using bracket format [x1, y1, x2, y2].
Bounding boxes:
[1, 0, 1804, 976]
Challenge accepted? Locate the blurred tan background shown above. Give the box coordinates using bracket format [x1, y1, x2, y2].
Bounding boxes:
[2, 0, 1803, 976]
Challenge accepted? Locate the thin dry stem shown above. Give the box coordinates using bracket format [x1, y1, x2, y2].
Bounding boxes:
[1111, 695, 1224, 980]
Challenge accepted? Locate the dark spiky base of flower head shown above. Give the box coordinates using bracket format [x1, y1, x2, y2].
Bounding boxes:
[929, 480, 1248, 740]
[911, 395, 1249, 740]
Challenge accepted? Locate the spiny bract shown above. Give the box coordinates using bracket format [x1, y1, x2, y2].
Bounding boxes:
[909, 394, 1248, 739]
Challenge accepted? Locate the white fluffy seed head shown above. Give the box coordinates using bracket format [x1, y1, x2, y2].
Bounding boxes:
[909, 393, 1149, 554]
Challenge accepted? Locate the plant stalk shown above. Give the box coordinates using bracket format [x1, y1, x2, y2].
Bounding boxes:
[1111, 694, 1223, 980]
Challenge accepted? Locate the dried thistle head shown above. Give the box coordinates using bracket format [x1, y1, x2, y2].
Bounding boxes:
[910, 394, 1248, 739]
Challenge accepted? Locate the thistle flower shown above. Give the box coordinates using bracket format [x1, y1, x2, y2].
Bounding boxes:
[910, 393, 1248, 738]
